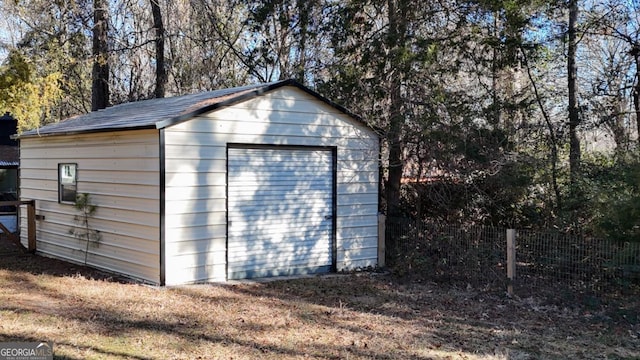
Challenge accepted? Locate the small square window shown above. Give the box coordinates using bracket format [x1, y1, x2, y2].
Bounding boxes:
[59, 163, 77, 203]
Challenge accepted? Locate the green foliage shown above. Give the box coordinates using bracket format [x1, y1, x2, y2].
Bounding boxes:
[2, 0, 637, 239]
[69, 193, 101, 264]
[0, 50, 63, 132]
[400, 152, 540, 227]
[579, 154, 640, 242]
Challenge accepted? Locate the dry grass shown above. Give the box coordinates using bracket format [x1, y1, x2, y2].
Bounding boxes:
[1, 243, 639, 359]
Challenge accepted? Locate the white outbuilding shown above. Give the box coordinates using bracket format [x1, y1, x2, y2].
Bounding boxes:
[18, 80, 380, 285]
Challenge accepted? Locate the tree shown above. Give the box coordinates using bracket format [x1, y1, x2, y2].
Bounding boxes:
[211, 0, 331, 85]
[586, 0, 640, 149]
[320, 0, 554, 225]
[92, 0, 109, 110]
[567, 0, 581, 187]
[581, 31, 633, 154]
[1, 0, 93, 117]
[150, 0, 166, 98]
[163, 1, 249, 92]
[384, 0, 409, 223]
[0, 50, 62, 132]
[3, 0, 638, 236]
[69, 193, 101, 265]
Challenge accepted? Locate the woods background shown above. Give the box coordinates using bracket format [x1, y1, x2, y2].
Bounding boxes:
[0, 0, 639, 244]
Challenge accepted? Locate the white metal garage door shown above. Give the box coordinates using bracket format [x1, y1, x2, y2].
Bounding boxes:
[227, 147, 334, 279]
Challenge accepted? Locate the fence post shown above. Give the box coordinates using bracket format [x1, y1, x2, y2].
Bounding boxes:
[27, 200, 36, 253]
[507, 229, 516, 296]
[378, 214, 386, 268]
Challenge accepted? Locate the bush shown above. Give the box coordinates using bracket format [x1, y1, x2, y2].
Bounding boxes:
[581, 153, 640, 242]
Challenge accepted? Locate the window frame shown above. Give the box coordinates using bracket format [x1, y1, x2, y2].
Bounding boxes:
[58, 163, 78, 204]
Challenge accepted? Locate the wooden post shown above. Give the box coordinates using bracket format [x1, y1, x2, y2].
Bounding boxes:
[0, 200, 38, 253]
[27, 200, 36, 253]
[507, 229, 516, 296]
[378, 214, 386, 268]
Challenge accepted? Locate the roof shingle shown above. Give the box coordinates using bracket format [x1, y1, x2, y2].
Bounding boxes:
[0, 145, 19, 166]
[19, 82, 280, 138]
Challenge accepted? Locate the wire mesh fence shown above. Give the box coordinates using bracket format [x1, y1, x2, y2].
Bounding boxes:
[386, 218, 507, 286]
[516, 229, 640, 294]
[387, 217, 640, 295]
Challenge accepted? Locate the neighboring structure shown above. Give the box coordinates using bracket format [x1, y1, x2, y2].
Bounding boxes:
[0, 112, 19, 233]
[18, 80, 380, 285]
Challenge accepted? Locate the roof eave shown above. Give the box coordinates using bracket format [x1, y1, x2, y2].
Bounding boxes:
[154, 82, 283, 129]
[155, 79, 380, 137]
[16, 124, 158, 140]
[17, 79, 380, 139]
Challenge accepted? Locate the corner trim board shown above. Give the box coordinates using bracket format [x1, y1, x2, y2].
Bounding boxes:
[159, 128, 166, 286]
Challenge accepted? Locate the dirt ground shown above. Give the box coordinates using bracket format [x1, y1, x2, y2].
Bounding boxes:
[1, 238, 639, 359]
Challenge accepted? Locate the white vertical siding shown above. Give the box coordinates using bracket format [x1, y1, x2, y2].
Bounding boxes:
[20, 130, 161, 283]
[163, 86, 379, 284]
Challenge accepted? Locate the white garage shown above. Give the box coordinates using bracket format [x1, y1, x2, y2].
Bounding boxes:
[18, 79, 380, 285]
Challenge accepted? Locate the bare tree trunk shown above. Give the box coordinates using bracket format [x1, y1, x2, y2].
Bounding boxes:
[611, 99, 628, 156]
[522, 47, 562, 212]
[296, 1, 309, 84]
[92, 0, 109, 111]
[635, 83, 640, 147]
[632, 47, 640, 146]
[385, 0, 405, 219]
[567, 0, 580, 187]
[491, 10, 501, 127]
[384, 0, 408, 264]
[151, 0, 166, 98]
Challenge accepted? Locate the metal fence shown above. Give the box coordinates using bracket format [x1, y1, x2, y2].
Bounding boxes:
[387, 218, 640, 295]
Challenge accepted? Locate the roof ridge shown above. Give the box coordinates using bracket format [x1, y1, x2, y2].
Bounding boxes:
[16, 79, 372, 139]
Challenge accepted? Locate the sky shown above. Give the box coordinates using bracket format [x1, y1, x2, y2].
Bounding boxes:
[0, 9, 23, 63]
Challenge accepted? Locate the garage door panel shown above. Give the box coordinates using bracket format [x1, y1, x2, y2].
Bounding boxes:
[229, 250, 332, 272]
[229, 149, 331, 160]
[229, 265, 333, 280]
[228, 192, 331, 203]
[228, 186, 332, 196]
[227, 250, 332, 266]
[227, 162, 333, 171]
[228, 179, 331, 188]
[227, 242, 332, 260]
[229, 172, 332, 182]
[227, 147, 334, 280]
[228, 219, 331, 231]
[228, 203, 331, 219]
[228, 249, 332, 264]
[227, 238, 332, 252]
[228, 208, 328, 221]
[230, 194, 330, 205]
[228, 224, 332, 242]
[228, 256, 333, 272]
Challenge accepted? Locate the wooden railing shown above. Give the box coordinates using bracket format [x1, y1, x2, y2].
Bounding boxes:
[0, 200, 36, 253]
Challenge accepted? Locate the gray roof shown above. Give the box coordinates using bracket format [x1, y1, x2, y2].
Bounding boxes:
[0, 145, 19, 167]
[19, 79, 362, 138]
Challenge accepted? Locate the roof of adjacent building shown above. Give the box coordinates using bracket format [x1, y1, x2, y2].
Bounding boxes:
[0, 145, 19, 167]
[18, 79, 366, 139]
